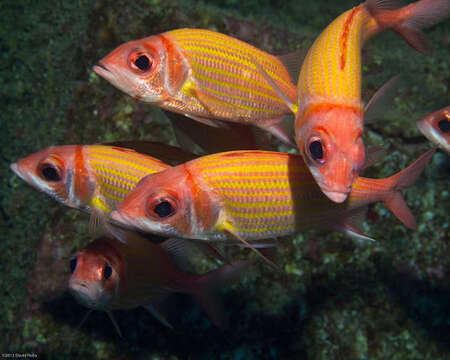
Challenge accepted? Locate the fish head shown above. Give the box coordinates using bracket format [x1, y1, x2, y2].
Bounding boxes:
[10, 145, 94, 208]
[68, 239, 120, 310]
[417, 106, 450, 153]
[112, 165, 219, 238]
[296, 105, 365, 203]
[93, 35, 187, 103]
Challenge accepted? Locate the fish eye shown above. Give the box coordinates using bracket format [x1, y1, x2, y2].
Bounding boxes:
[146, 195, 178, 219]
[103, 263, 112, 280]
[437, 119, 450, 133]
[128, 51, 153, 73]
[70, 257, 77, 273]
[307, 137, 325, 164]
[38, 162, 62, 182]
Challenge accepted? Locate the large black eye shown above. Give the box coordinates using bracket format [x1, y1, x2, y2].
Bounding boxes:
[154, 201, 174, 218]
[309, 140, 323, 160]
[438, 119, 450, 133]
[103, 263, 112, 280]
[70, 257, 77, 274]
[134, 55, 150, 71]
[41, 164, 61, 181]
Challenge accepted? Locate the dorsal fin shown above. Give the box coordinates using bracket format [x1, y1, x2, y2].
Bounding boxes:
[276, 48, 306, 84]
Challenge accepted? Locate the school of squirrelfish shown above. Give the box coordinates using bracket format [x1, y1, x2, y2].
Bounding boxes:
[10, 0, 449, 337]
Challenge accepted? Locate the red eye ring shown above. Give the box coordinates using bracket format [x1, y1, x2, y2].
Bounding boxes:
[128, 50, 154, 74]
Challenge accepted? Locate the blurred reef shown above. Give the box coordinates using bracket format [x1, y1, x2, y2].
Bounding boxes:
[1, 0, 449, 359]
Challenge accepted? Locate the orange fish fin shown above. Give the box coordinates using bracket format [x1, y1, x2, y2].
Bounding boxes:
[365, 0, 450, 54]
[88, 207, 110, 237]
[364, 75, 402, 124]
[249, 54, 297, 114]
[102, 140, 198, 165]
[276, 49, 306, 84]
[262, 121, 296, 147]
[382, 148, 435, 229]
[106, 310, 123, 338]
[143, 303, 173, 329]
[221, 220, 278, 269]
[191, 260, 252, 329]
[362, 146, 386, 170]
[185, 113, 229, 129]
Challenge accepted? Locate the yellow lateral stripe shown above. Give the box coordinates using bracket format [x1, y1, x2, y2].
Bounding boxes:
[98, 179, 133, 195]
[192, 71, 284, 108]
[96, 172, 138, 191]
[88, 149, 167, 172]
[236, 223, 295, 233]
[92, 166, 143, 186]
[182, 44, 293, 89]
[191, 73, 283, 114]
[89, 159, 152, 179]
[188, 60, 284, 105]
[171, 32, 284, 75]
[100, 189, 126, 203]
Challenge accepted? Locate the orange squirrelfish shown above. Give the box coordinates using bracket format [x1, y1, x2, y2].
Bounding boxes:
[293, 0, 449, 203]
[111, 149, 434, 247]
[93, 28, 297, 145]
[10, 144, 178, 227]
[69, 231, 248, 333]
[417, 106, 450, 153]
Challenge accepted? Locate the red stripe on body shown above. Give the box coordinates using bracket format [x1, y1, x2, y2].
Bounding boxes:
[340, 6, 361, 70]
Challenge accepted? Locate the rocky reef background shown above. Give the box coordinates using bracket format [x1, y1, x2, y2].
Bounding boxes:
[1, 0, 449, 358]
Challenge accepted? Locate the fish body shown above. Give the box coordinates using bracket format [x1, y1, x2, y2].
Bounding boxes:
[112, 149, 434, 243]
[417, 106, 450, 153]
[294, 0, 450, 203]
[69, 232, 248, 328]
[10, 145, 170, 217]
[93, 28, 297, 144]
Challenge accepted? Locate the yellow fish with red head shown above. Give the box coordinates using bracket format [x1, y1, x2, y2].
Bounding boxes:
[9, 144, 182, 229]
[69, 231, 249, 332]
[93, 28, 297, 145]
[294, 0, 449, 203]
[417, 106, 450, 153]
[111, 149, 434, 251]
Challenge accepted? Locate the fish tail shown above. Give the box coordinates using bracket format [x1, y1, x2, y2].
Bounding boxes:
[365, 0, 450, 54]
[190, 260, 251, 329]
[382, 148, 435, 229]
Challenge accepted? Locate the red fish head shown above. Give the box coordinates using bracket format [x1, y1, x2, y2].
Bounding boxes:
[417, 106, 450, 153]
[295, 105, 365, 203]
[10, 145, 94, 208]
[68, 238, 120, 310]
[112, 165, 219, 239]
[93, 35, 187, 102]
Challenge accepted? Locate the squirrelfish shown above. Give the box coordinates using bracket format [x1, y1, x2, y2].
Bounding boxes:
[111, 149, 434, 247]
[10, 144, 176, 227]
[93, 28, 297, 145]
[417, 106, 450, 153]
[293, 0, 449, 203]
[69, 231, 248, 332]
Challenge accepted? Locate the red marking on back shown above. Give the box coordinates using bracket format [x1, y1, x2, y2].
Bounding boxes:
[340, 6, 361, 70]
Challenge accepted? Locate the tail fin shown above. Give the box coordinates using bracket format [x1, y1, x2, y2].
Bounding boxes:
[190, 260, 251, 329]
[365, 0, 450, 54]
[383, 148, 435, 229]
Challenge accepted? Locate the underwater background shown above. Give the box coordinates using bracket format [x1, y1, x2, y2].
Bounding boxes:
[1, 0, 449, 358]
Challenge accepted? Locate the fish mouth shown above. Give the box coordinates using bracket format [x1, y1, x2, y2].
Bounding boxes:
[322, 189, 349, 203]
[10, 163, 27, 182]
[93, 62, 114, 81]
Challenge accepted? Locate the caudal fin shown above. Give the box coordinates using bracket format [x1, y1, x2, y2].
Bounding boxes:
[191, 260, 251, 329]
[383, 148, 435, 229]
[366, 0, 450, 54]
